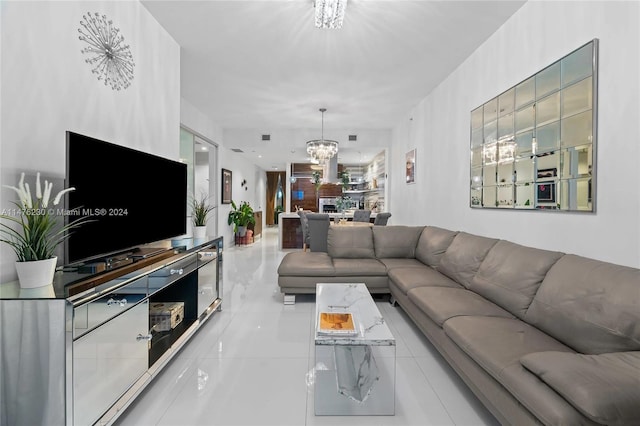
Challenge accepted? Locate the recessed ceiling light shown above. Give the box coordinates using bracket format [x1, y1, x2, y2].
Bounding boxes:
[258, 155, 262, 158]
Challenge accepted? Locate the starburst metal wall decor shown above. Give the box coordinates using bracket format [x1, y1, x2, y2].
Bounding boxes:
[78, 12, 135, 91]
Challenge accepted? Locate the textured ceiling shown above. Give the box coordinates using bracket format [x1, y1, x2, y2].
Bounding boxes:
[142, 0, 526, 169]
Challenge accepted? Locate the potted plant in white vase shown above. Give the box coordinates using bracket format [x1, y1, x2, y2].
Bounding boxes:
[1, 172, 87, 288]
[191, 193, 214, 239]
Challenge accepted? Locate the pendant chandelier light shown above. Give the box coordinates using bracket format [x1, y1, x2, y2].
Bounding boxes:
[306, 108, 339, 165]
[315, 0, 348, 29]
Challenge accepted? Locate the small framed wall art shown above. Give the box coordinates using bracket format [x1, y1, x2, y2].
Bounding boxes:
[406, 149, 416, 184]
[222, 168, 232, 204]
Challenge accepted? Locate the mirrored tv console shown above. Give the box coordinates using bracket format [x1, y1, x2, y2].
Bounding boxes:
[0, 236, 223, 426]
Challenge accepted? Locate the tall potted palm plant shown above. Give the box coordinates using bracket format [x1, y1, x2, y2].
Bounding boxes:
[311, 171, 322, 211]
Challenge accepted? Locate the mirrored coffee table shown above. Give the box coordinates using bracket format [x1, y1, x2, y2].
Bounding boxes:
[314, 283, 396, 415]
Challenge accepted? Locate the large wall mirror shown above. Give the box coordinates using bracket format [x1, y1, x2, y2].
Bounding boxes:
[470, 39, 598, 212]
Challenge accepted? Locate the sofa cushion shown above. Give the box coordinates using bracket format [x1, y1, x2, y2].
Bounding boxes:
[332, 258, 387, 277]
[387, 267, 461, 295]
[438, 232, 498, 288]
[277, 252, 335, 276]
[469, 241, 564, 319]
[498, 363, 600, 426]
[372, 226, 424, 258]
[525, 254, 640, 354]
[415, 226, 458, 268]
[520, 351, 640, 426]
[377, 258, 425, 271]
[327, 226, 375, 259]
[407, 287, 514, 327]
[443, 316, 573, 382]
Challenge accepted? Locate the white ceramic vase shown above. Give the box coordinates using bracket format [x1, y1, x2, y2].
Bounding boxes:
[193, 226, 207, 239]
[15, 256, 57, 289]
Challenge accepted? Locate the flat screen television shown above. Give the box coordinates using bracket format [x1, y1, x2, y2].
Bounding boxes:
[65, 131, 187, 264]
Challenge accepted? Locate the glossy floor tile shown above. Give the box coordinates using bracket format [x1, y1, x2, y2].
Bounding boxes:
[116, 228, 498, 426]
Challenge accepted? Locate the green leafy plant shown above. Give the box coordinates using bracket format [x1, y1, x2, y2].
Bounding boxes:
[191, 193, 214, 227]
[227, 200, 256, 234]
[274, 205, 284, 224]
[311, 171, 322, 192]
[335, 196, 352, 212]
[339, 171, 350, 190]
[1, 172, 88, 262]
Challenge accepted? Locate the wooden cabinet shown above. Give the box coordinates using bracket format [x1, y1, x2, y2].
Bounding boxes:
[282, 216, 303, 249]
[252, 211, 262, 238]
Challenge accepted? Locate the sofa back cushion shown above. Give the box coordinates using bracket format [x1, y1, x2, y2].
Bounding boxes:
[415, 226, 458, 268]
[438, 232, 498, 288]
[469, 241, 564, 318]
[525, 254, 640, 354]
[327, 226, 375, 259]
[372, 226, 424, 258]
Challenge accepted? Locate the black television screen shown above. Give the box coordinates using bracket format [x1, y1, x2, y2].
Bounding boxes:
[65, 132, 187, 264]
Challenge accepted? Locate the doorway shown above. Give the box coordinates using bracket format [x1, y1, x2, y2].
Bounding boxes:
[180, 127, 219, 237]
[266, 171, 286, 226]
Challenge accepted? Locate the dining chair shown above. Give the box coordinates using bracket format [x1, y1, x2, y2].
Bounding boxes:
[352, 210, 371, 223]
[306, 213, 330, 252]
[373, 212, 391, 226]
[297, 211, 310, 251]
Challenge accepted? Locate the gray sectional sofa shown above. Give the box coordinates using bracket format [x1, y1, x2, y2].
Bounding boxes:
[277, 225, 640, 426]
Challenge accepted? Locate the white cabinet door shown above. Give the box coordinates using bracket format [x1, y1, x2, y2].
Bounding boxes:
[73, 300, 149, 425]
[197, 250, 218, 316]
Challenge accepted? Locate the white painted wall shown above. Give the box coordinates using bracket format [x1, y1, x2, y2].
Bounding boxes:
[389, 1, 640, 268]
[0, 1, 180, 281]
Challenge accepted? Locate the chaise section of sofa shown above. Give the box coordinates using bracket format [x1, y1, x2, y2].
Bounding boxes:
[277, 226, 389, 301]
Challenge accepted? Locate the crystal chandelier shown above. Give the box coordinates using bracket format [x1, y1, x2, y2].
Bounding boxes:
[498, 139, 517, 163]
[307, 108, 339, 165]
[78, 12, 135, 91]
[483, 138, 517, 165]
[315, 0, 348, 29]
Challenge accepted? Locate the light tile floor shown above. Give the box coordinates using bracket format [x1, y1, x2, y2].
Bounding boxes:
[116, 227, 499, 426]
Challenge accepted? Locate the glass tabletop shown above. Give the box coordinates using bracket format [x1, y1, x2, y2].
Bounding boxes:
[315, 283, 395, 346]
